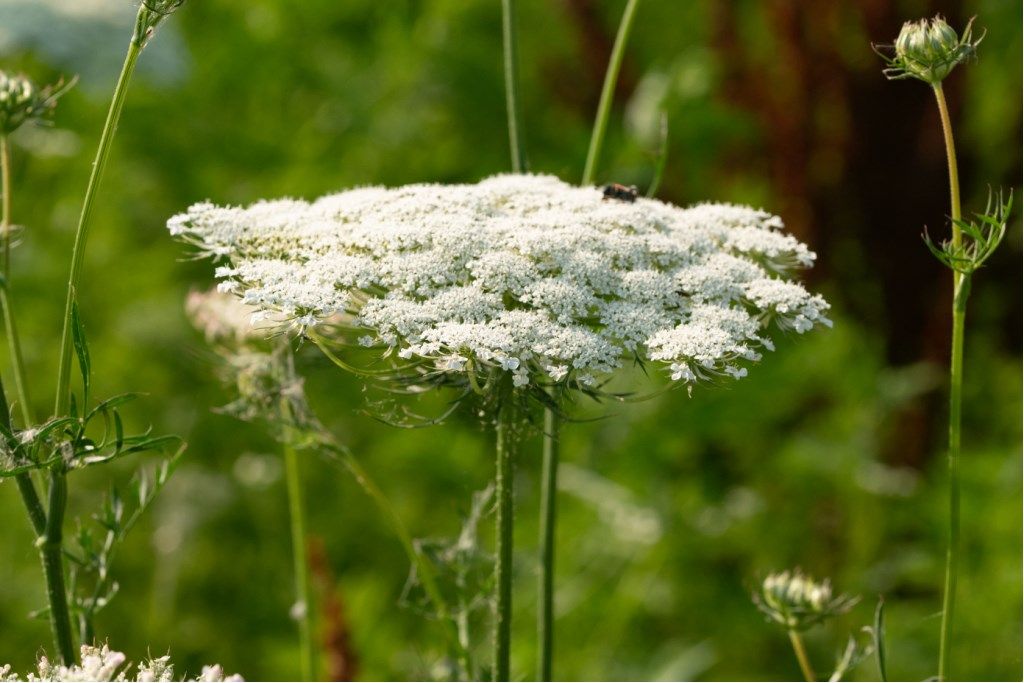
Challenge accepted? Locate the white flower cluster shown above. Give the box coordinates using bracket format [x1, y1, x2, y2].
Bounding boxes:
[169, 174, 830, 387]
[0, 644, 242, 682]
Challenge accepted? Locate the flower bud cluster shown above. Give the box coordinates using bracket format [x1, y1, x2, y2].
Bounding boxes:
[754, 569, 858, 631]
[134, 0, 187, 48]
[0, 71, 73, 135]
[880, 16, 982, 85]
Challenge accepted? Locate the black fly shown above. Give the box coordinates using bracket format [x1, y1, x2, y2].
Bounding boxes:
[601, 183, 639, 203]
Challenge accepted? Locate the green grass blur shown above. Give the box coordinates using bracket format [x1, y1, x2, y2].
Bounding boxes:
[0, 0, 1020, 680]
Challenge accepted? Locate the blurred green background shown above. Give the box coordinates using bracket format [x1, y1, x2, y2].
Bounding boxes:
[0, 0, 1020, 680]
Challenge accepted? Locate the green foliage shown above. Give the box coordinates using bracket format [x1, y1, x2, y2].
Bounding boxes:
[924, 189, 1013, 275]
[0, 0, 1018, 680]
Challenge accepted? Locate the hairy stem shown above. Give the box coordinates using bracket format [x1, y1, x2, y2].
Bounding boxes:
[41, 469, 75, 664]
[501, 0, 527, 172]
[493, 388, 518, 681]
[283, 425, 315, 680]
[581, 0, 641, 186]
[933, 83, 965, 683]
[788, 629, 816, 682]
[537, 399, 559, 681]
[54, 40, 141, 418]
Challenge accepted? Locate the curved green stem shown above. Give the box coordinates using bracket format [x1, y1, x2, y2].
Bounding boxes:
[283, 422, 315, 681]
[933, 85, 962, 241]
[788, 629, 816, 682]
[54, 40, 141, 418]
[933, 83, 965, 683]
[501, 0, 527, 172]
[322, 442, 472, 677]
[581, 0, 641, 186]
[537, 400, 558, 681]
[41, 469, 75, 665]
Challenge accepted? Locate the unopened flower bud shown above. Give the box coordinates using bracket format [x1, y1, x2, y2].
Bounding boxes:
[0, 72, 74, 135]
[880, 16, 982, 85]
[133, 0, 187, 48]
[753, 569, 858, 631]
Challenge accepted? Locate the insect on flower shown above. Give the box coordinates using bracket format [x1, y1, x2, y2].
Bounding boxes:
[601, 182, 639, 203]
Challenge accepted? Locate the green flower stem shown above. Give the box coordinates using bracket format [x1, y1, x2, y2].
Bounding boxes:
[54, 39, 142, 418]
[581, 0, 641, 186]
[1, 135, 34, 427]
[0, 136, 46, 535]
[46, 30, 145, 670]
[282, 418, 315, 681]
[493, 386, 519, 681]
[41, 468, 75, 664]
[933, 85, 962, 246]
[0, 372, 46, 535]
[787, 629, 816, 682]
[537, 398, 558, 682]
[933, 82, 966, 683]
[322, 442, 472, 678]
[501, 0, 527, 172]
[2, 136, 67, 663]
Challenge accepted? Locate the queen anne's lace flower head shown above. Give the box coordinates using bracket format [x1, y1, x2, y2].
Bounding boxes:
[169, 174, 829, 390]
[0, 644, 242, 682]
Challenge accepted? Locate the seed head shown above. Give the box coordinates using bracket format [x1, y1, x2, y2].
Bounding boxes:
[753, 569, 859, 631]
[878, 16, 982, 85]
[0, 71, 74, 136]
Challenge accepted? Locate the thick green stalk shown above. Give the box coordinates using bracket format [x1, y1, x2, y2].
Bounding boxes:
[537, 399, 558, 681]
[54, 40, 141, 418]
[788, 629, 816, 682]
[283, 432, 315, 680]
[581, 0, 641, 186]
[493, 389, 518, 681]
[41, 468, 75, 664]
[501, 0, 527, 172]
[932, 83, 965, 683]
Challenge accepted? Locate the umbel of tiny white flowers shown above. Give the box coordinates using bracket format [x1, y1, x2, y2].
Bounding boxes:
[0, 644, 242, 682]
[877, 15, 983, 85]
[0, 70, 75, 136]
[754, 569, 859, 632]
[168, 174, 831, 399]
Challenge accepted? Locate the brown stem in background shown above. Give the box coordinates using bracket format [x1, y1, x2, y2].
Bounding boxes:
[308, 537, 358, 682]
